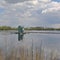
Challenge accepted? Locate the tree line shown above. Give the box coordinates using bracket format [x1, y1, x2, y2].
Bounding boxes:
[0, 26, 60, 30]
[0, 26, 17, 30]
[25, 27, 60, 30]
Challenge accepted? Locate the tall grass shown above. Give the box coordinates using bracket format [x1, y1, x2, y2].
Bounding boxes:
[0, 49, 4, 60]
[0, 44, 59, 60]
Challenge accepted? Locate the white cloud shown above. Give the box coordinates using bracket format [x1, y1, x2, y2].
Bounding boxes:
[42, 1, 60, 13]
[4, 0, 51, 4]
[31, 0, 38, 5]
[4, 0, 34, 3]
[0, 0, 60, 27]
[39, 0, 51, 2]
[51, 24, 60, 28]
[0, 0, 6, 8]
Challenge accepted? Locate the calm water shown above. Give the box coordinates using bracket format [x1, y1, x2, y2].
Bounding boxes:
[0, 30, 60, 55]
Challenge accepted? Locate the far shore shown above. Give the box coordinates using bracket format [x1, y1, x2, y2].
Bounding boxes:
[0, 26, 60, 31]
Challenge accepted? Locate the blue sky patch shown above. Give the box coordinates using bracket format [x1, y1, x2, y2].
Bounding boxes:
[0, 8, 5, 14]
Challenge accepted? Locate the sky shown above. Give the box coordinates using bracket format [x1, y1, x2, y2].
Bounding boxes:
[0, 0, 60, 28]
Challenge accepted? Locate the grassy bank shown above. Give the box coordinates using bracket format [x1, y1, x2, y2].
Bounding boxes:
[0, 26, 17, 30]
[0, 26, 60, 31]
[25, 27, 60, 31]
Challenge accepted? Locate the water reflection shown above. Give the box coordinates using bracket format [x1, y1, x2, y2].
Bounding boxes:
[0, 31, 60, 50]
[0, 31, 60, 59]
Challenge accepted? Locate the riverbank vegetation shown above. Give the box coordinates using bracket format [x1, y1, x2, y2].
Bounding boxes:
[25, 27, 60, 31]
[0, 26, 60, 30]
[0, 26, 17, 30]
[0, 44, 60, 60]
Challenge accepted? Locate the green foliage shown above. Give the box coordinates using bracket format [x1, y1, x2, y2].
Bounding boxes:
[0, 26, 60, 30]
[0, 26, 17, 30]
[25, 27, 60, 30]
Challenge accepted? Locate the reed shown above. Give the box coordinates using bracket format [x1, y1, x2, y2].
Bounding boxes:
[0, 45, 59, 60]
[0, 49, 4, 60]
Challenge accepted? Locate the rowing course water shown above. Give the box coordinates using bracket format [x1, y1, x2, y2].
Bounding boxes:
[0, 30, 60, 54]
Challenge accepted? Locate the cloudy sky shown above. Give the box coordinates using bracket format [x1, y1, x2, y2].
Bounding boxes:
[0, 0, 60, 28]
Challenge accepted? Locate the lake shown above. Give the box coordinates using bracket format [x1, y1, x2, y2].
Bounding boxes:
[0, 30, 60, 57]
